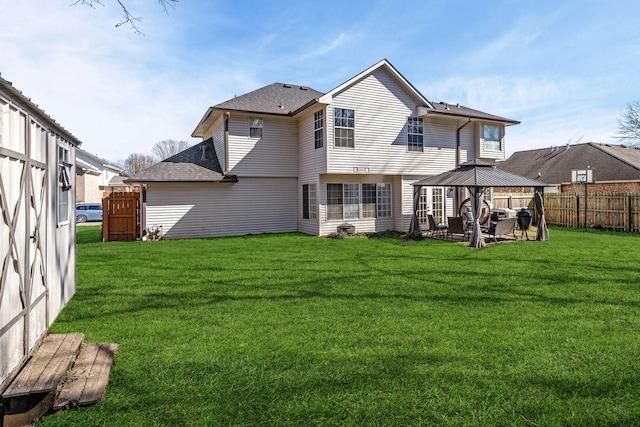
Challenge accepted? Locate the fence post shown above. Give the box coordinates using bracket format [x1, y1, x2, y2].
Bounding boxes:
[102, 194, 109, 242]
[628, 195, 632, 232]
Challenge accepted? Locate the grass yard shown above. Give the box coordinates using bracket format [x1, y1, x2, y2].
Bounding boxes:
[41, 227, 639, 426]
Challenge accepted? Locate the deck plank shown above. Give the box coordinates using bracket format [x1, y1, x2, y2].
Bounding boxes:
[53, 344, 100, 410]
[31, 333, 84, 393]
[2, 334, 65, 398]
[80, 343, 119, 405]
[53, 342, 119, 409]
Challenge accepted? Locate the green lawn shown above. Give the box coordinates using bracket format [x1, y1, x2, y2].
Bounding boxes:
[41, 227, 639, 426]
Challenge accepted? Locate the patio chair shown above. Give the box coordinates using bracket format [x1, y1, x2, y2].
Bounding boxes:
[488, 217, 517, 243]
[447, 216, 469, 240]
[427, 214, 447, 238]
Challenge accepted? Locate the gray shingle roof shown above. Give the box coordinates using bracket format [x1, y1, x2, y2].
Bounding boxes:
[497, 143, 640, 184]
[126, 138, 236, 183]
[414, 159, 545, 188]
[214, 83, 324, 115]
[429, 102, 520, 124]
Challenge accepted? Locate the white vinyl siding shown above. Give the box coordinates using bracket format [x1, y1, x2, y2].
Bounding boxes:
[327, 67, 458, 176]
[145, 178, 298, 239]
[227, 114, 299, 177]
[212, 115, 226, 172]
[298, 109, 327, 176]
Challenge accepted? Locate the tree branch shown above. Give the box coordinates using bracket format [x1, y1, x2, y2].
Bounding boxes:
[72, 0, 178, 35]
[614, 100, 640, 147]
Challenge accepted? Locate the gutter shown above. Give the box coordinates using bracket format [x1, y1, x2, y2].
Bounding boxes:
[224, 112, 230, 174]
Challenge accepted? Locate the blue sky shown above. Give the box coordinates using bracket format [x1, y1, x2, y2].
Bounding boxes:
[1, 0, 639, 163]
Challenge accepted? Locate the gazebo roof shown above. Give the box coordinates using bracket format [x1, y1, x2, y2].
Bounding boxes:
[413, 160, 546, 188]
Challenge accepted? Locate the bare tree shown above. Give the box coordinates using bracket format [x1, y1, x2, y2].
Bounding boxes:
[72, 0, 178, 35]
[151, 139, 191, 160]
[615, 100, 640, 147]
[119, 153, 156, 176]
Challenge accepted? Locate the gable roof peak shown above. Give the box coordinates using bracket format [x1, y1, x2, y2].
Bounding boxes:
[319, 59, 432, 107]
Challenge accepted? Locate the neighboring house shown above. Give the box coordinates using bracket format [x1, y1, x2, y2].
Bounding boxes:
[0, 75, 81, 389]
[76, 148, 124, 203]
[127, 59, 519, 239]
[497, 142, 640, 193]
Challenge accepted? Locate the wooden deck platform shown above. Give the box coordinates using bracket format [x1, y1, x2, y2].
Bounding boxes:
[1, 334, 118, 427]
[53, 342, 119, 410]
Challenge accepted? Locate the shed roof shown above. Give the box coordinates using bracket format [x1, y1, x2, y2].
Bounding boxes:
[0, 74, 82, 146]
[126, 138, 236, 183]
[497, 142, 640, 184]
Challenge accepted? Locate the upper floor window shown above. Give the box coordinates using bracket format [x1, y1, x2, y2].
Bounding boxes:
[314, 110, 324, 149]
[483, 124, 501, 151]
[249, 117, 263, 138]
[334, 108, 354, 148]
[407, 117, 424, 152]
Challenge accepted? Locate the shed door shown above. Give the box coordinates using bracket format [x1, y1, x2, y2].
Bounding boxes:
[0, 107, 49, 388]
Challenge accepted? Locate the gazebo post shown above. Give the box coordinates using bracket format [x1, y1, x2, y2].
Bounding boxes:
[534, 186, 549, 241]
[408, 184, 422, 234]
[468, 186, 487, 248]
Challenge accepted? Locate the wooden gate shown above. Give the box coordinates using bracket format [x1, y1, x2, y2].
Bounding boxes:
[102, 192, 140, 241]
[0, 114, 49, 389]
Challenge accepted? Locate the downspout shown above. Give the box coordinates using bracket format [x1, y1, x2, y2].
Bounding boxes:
[455, 118, 472, 212]
[456, 118, 472, 167]
[224, 112, 230, 174]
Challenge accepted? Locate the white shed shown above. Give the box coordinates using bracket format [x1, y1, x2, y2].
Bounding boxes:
[0, 75, 81, 390]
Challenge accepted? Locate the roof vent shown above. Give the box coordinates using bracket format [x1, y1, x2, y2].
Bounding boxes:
[200, 145, 207, 161]
[283, 84, 291, 88]
[299, 86, 307, 90]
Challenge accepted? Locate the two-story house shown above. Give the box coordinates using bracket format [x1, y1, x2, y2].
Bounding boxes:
[76, 147, 125, 203]
[127, 59, 519, 239]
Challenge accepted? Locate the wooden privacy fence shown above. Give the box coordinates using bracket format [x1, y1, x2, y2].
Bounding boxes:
[493, 194, 535, 210]
[102, 192, 140, 241]
[543, 192, 640, 231]
[495, 191, 640, 232]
